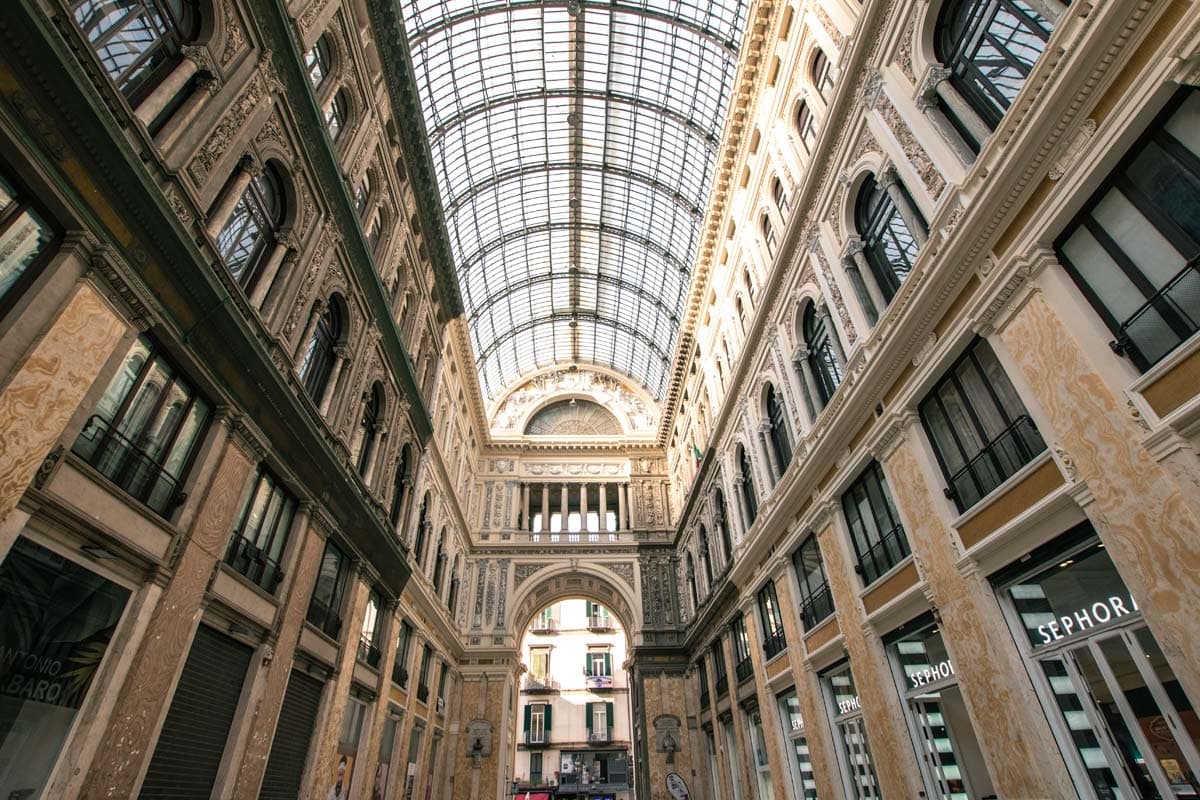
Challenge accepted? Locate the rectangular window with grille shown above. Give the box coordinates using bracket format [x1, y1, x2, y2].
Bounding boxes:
[732, 615, 753, 682]
[307, 539, 349, 640]
[918, 338, 1046, 512]
[792, 533, 834, 630]
[225, 467, 295, 593]
[757, 580, 787, 658]
[841, 461, 910, 586]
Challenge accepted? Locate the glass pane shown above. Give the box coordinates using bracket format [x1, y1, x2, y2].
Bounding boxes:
[0, 201, 54, 304]
[1134, 628, 1200, 762]
[1040, 656, 1128, 798]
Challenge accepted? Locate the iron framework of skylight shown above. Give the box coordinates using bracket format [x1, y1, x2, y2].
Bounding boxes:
[400, 0, 750, 401]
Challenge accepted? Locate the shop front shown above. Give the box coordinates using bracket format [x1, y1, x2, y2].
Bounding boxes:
[821, 661, 881, 800]
[776, 688, 818, 800]
[995, 525, 1200, 799]
[884, 614, 995, 800]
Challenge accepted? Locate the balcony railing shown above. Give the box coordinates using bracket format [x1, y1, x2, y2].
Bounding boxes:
[735, 658, 753, 683]
[942, 414, 1046, 512]
[524, 731, 548, 745]
[799, 583, 835, 631]
[72, 415, 185, 516]
[224, 534, 284, 593]
[392, 664, 409, 688]
[558, 777, 628, 791]
[524, 676, 560, 692]
[714, 675, 729, 696]
[588, 615, 614, 631]
[417, 684, 429, 703]
[700, 690, 710, 709]
[585, 674, 613, 690]
[436, 697, 446, 715]
[1109, 257, 1200, 371]
[530, 618, 558, 634]
[762, 629, 787, 659]
[357, 637, 381, 669]
[854, 523, 911, 586]
[588, 729, 611, 743]
[306, 598, 342, 640]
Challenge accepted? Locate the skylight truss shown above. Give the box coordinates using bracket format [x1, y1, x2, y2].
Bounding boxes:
[401, 0, 750, 401]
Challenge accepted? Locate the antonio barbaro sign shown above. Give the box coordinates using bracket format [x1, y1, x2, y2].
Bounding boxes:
[666, 772, 690, 800]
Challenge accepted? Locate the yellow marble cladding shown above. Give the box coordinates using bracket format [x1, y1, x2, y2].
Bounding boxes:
[860, 558, 919, 615]
[641, 672, 695, 800]
[1000, 291, 1200, 701]
[1141, 346, 1200, 417]
[450, 675, 509, 800]
[883, 436, 1078, 798]
[0, 281, 126, 525]
[956, 456, 1064, 549]
[815, 523, 927, 797]
[802, 615, 840, 652]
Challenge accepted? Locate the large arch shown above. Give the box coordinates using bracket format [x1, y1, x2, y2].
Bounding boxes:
[509, 562, 641, 646]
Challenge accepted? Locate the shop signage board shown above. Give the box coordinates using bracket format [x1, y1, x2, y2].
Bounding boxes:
[666, 772, 691, 800]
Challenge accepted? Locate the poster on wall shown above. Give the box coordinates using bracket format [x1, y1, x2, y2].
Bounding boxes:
[371, 763, 389, 800]
[403, 761, 417, 800]
[326, 753, 354, 800]
[666, 772, 691, 800]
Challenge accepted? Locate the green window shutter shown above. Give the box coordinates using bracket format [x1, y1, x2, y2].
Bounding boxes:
[524, 704, 531, 732]
[604, 652, 611, 675]
[584, 653, 591, 676]
[544, 704, 552, 731]
[606, 702, 614, 736]
[586, 702, 593, 729]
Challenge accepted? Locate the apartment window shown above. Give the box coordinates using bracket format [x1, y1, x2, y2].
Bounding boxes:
[524, 702, 551, 744]
[358, 588, 383, 668]
[792, 533, 834, 630]
[698, 658, 710, 708]
[299, 299, 342, 401]
[919, 338, 1047, 511]
[417, 644, 432, 702]
[73, 336, 211, 516]
[306, 539, 349, 639]
[732, 615, 752, 682]
[587, 647, 612, 678]
[737, 444, 758, 527]
[856, 173, 921, 304]
[305, 33, 332, 89]
[765, 383, 793, 472]
[1057, 89, 1200, 372]
[841, 461, 910, 585]
[757, 580, 787, 658]
[73, 0, 199, 102]
[804, 302, 843, 405]
[529, 647, 550, 682]
[936, 0, 1055, 134]
[587, 701, 614, 742]
[393, 620, 412, 687]
[588, 602, 611, 629]
[224, 466, 296, 593]
[795, 101, 817, 153]
[711, 639, 729, 694]
[530, 752, 543, 785]
[0, 169, 56, 314]
[811, 48, 833, 99]
[216, 165, 284, 294]
[325, 89, 349, 142]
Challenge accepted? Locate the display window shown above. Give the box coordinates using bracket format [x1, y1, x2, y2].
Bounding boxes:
[776, 688, 818, 799]
[746, 705, 776, 800]
[822, 662, 881, 800]
[0, 536, 130, 797]
[885, 615, 995, 799]
[997, 529, 1200, 799]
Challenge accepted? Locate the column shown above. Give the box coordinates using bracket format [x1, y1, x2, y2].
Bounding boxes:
[205, 157, 258, 238]
[248, 234, 297, 309]
[155, 73, 220, 152]
[80, 421, 256, 797]
[559, 483, 568, 532]
[792, 348, 820, 421]
[317, 345, 349, 416]
[842, 236, 886, 322]
[363, 426, 387, 487]
[758, 424, 781, 481]
[879, 165, 928, 245]
[521, 483, 530, 531]
[579, 483, 589, 531]
[0, 280, 128, 551]
[134, 46, 204, 126]
[294, 299, 325, 364]
[599, 483, 608, 531]
[540, 482, 550, 531]
[227, 508, 326, 798]
[916, 64, 993, 152]
[617, 484, 627, 532]
[816, 302, 847, 366]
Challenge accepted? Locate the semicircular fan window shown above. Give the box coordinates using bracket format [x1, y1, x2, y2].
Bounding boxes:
[525, 399, 622, 436]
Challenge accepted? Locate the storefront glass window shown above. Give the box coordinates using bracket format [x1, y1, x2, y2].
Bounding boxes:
[1000, 535, 1200, 799]
[887, 617, 995, 800]
[747, 708, 775, 800]
[0, 537, 130, 796]
[722, 716, 746, 800]
[777, 688, 818, 799]
[823, 663, 881, 799]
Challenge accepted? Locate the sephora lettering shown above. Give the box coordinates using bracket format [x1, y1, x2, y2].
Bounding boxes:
[837, 695, 861, 715]
[1037, 594, 1139, 645]
[909, 659, 954, 689]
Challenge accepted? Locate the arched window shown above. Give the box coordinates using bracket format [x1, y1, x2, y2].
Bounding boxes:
[686, 553, 699, 609]
[811, 48, 833, 98]
[856, 174, 921, 304]
[356, 382, 383, 476]
[431, 530, 446, 591]
[735, 296, 747, 333]
[74, 0, 199, 102]
[795, 100, 817, 152]
[713, 489, 733, 562]
[743, 266, 756, 300]
[761, 214, 777, 258]
[390, 444, 412, 527]
[447, 555, 460, 611]
[217, 164, 284, 293]
[413, 493, 430, 565]
[772, 177, 789, 216]
[354, 172, 372, 217]
[936, 0, 1055, 133]
[737, 444, 758, 527]
[300, 299, 342, 401]
[366, 209, 384, 253]
[804, 303, 842, 404]
[699, 525, 714, 585]
[305, 33, 333, 89]
[325, 89, 349, 142]
[765, 384, 793, 471]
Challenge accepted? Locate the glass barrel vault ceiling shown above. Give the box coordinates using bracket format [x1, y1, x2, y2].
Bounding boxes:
[400, 0, 750, 402]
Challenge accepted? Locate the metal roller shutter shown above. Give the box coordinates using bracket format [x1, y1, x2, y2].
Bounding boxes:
[258, 669, 325, 800]
[140, 624, 253, 798]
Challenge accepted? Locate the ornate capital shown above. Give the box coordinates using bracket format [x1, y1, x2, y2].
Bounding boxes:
[840, 235, 865, 262]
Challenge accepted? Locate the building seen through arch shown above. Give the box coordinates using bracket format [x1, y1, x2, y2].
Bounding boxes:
[1, 1, 1200, 800]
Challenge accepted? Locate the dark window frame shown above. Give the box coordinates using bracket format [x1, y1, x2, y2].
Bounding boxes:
[803, 303, 843, 405]
[856, 174, 921, 303]
[72, 0, 199, 104]
[0, 166, 59, 319]
[224, 466, 296, 593]
[306, 538, 349, 640]
[765, 383, 793, 471]
[732, 615, 753, 682]
[757, 580, 787, 658]
[840, 460, 911, 586]
[738, 445, 758, 526]
[792, 533, 835, 631]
